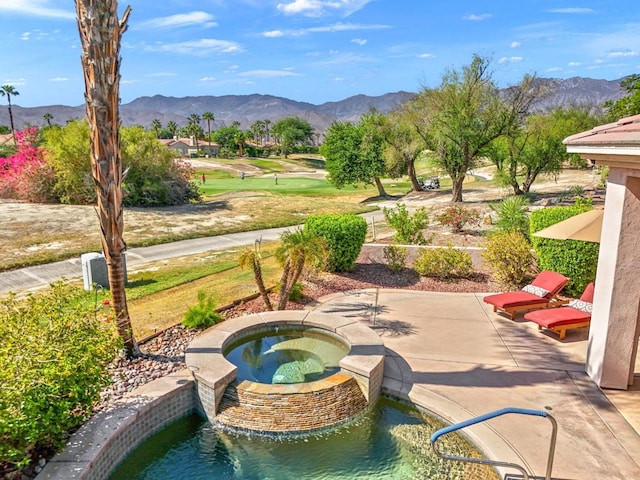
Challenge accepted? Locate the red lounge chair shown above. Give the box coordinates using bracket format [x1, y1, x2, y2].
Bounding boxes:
[524, 282, 594, 340]
[483, 271, 569, 320]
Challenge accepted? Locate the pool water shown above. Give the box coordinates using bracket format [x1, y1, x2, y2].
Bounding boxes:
[223, 328, 349, 384]
[108, 398, 499, 480]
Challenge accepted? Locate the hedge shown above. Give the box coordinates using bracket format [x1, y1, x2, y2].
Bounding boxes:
[304, 214, 367, 272]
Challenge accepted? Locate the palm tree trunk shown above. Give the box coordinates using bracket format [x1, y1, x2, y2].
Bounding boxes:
[7, 96, 16, 143]
[76, 0, 138, 356]
[253, 259, 273, 311]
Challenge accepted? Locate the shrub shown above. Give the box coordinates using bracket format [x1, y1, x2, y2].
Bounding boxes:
[382, 203, 430, 245]
[182, 291, 224, 330]
[490, 196, 530, 236]
[383, 245, 408, 272]
[413, 246, 473, 279]
[435, 205, 481, 232]
[482, 231, 535, 288]
[0, 282, 121, 468]
[530, 206, 599, 296]
[304, 214, 367, 272]
[287, 282, 304, 302]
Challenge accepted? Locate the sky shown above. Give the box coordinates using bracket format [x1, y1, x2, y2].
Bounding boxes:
[0, 0, 639, 108]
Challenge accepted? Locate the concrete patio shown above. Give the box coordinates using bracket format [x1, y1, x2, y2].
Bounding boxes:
[311, 288, 640, 480]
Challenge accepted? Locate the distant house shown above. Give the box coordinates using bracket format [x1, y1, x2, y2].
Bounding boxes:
[159, 136, 220, 158]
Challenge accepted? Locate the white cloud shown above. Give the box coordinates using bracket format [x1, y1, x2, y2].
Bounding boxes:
[200, 77, 217, 82]
[352, 38, 367, 46]
[607, 49, 638, 58]
[138, 12, 217, 29]
[334, 77, 345, 82]
[277, 0, 372, 18]
[463, 13, 492, 21]
[146, 72, 177, 78]
[263, 22, 390, 37]
[48, 77, 68, 82]
[146, 39, 244, 56]
[238, 69, 303, 78]
[568, 61, 582, 67]
[3, 78, 27, 86]
[418, 53, 435, 59]
[546, 67, 563, 72]
[20, 32, 30, 41]
[224, 65, 240, 73]
[510, 41, 521, 48]
[0, 0, 74, 19]
[547, 8, 594, 14]
[498, 56, 523, 64]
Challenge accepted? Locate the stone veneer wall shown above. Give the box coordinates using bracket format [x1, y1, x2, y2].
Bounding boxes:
[215, 373, 368, 432]
[37, 371, 195, 480]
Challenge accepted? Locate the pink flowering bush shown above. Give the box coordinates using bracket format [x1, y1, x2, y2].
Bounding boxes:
[0, 128, 57, 202]
[435, 205, 481, 232]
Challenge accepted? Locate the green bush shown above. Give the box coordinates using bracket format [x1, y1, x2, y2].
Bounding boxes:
[287, 282, 304, 302]
[530, 206, 599, 296]
[304, 214, 367, 272]
[482, 231, 535, 288]
[382, 203, 430, 244]
[383, 245, 408, 272]
[413, 246, 473, 279]
[0, 282, 121, 468]
[182, 291, 224, 330]
[435, 205, 480, 232]
[490, 195, 530, 236]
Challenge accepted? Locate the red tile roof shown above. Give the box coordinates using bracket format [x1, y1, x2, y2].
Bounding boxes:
[564, 114, 640, 148]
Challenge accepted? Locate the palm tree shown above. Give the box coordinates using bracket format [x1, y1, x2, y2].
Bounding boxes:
[43, 112, 53, 127]
[188, 113, 201, 151]
[264, 119, 271, 143]
[167, 120, 178, 138]
[0, 85, 20, 143]
[238, 240, 273, 311]
[151, 118, 161, 138]
[76, 0, 138, 356]
[202, 111, 214, 156]
[275, 229, 328, 310]
[234, 130, 246, 157]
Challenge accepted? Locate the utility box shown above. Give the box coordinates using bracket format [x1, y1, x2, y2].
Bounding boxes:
[81, 252, 127, 291]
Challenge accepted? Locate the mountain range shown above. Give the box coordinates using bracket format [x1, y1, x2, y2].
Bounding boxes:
[0, 76, 625, 135]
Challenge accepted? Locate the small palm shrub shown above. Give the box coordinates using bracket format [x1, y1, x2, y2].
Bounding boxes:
[435, 205, 480, 232]
[490, 196, 530, 236]
[382, 203, 430, 245]
[413, 246, 473, 279]
[383, 245, 408, 272]
[482, 231, 535, 288]
[182, 291, 224, 330]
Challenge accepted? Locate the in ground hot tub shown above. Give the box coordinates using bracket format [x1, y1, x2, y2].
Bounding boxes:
[185, 310, 385, 433]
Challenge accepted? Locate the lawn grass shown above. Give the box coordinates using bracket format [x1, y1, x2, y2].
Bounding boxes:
[125, 247, 281, 338]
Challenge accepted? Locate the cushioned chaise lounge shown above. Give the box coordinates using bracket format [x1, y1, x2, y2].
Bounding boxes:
[524, 282, 594, 339]
[483, 271, 569, 320]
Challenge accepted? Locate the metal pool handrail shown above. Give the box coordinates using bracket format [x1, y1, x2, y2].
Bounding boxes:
[430, 407, 558, 480]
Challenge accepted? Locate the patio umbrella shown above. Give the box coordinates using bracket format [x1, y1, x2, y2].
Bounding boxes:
[532, 208, 603, 243]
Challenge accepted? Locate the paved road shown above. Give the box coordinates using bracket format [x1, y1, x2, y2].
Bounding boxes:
[0, 226, 292, 295]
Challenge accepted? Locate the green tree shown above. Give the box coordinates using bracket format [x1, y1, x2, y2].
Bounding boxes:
[489, 107, 599, 195]
[238, 240, 273, 311]
[383, 110, 424, 191]
[407, 55, 538, 202]
[151, 118, 162, 138]
[275, 229, 328, 310]
[271, 117, 314, 158]
[202, 111, 214, 155]
[605, 74, 640, 121]
[166, 120, 179, 137]
[76, 0, 137, 355]
[187, 113, 202, 152]
[321, 113, 389, 197]
[43, 112, 53, 127]
[0, 85, 20, 141]
[212, 124, 244, 156]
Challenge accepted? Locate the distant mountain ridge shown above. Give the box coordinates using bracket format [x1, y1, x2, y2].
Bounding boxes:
[0, 77, 625, 134]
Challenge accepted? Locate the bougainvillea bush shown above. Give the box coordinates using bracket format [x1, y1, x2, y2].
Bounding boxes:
[0, 128, 57, 203]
